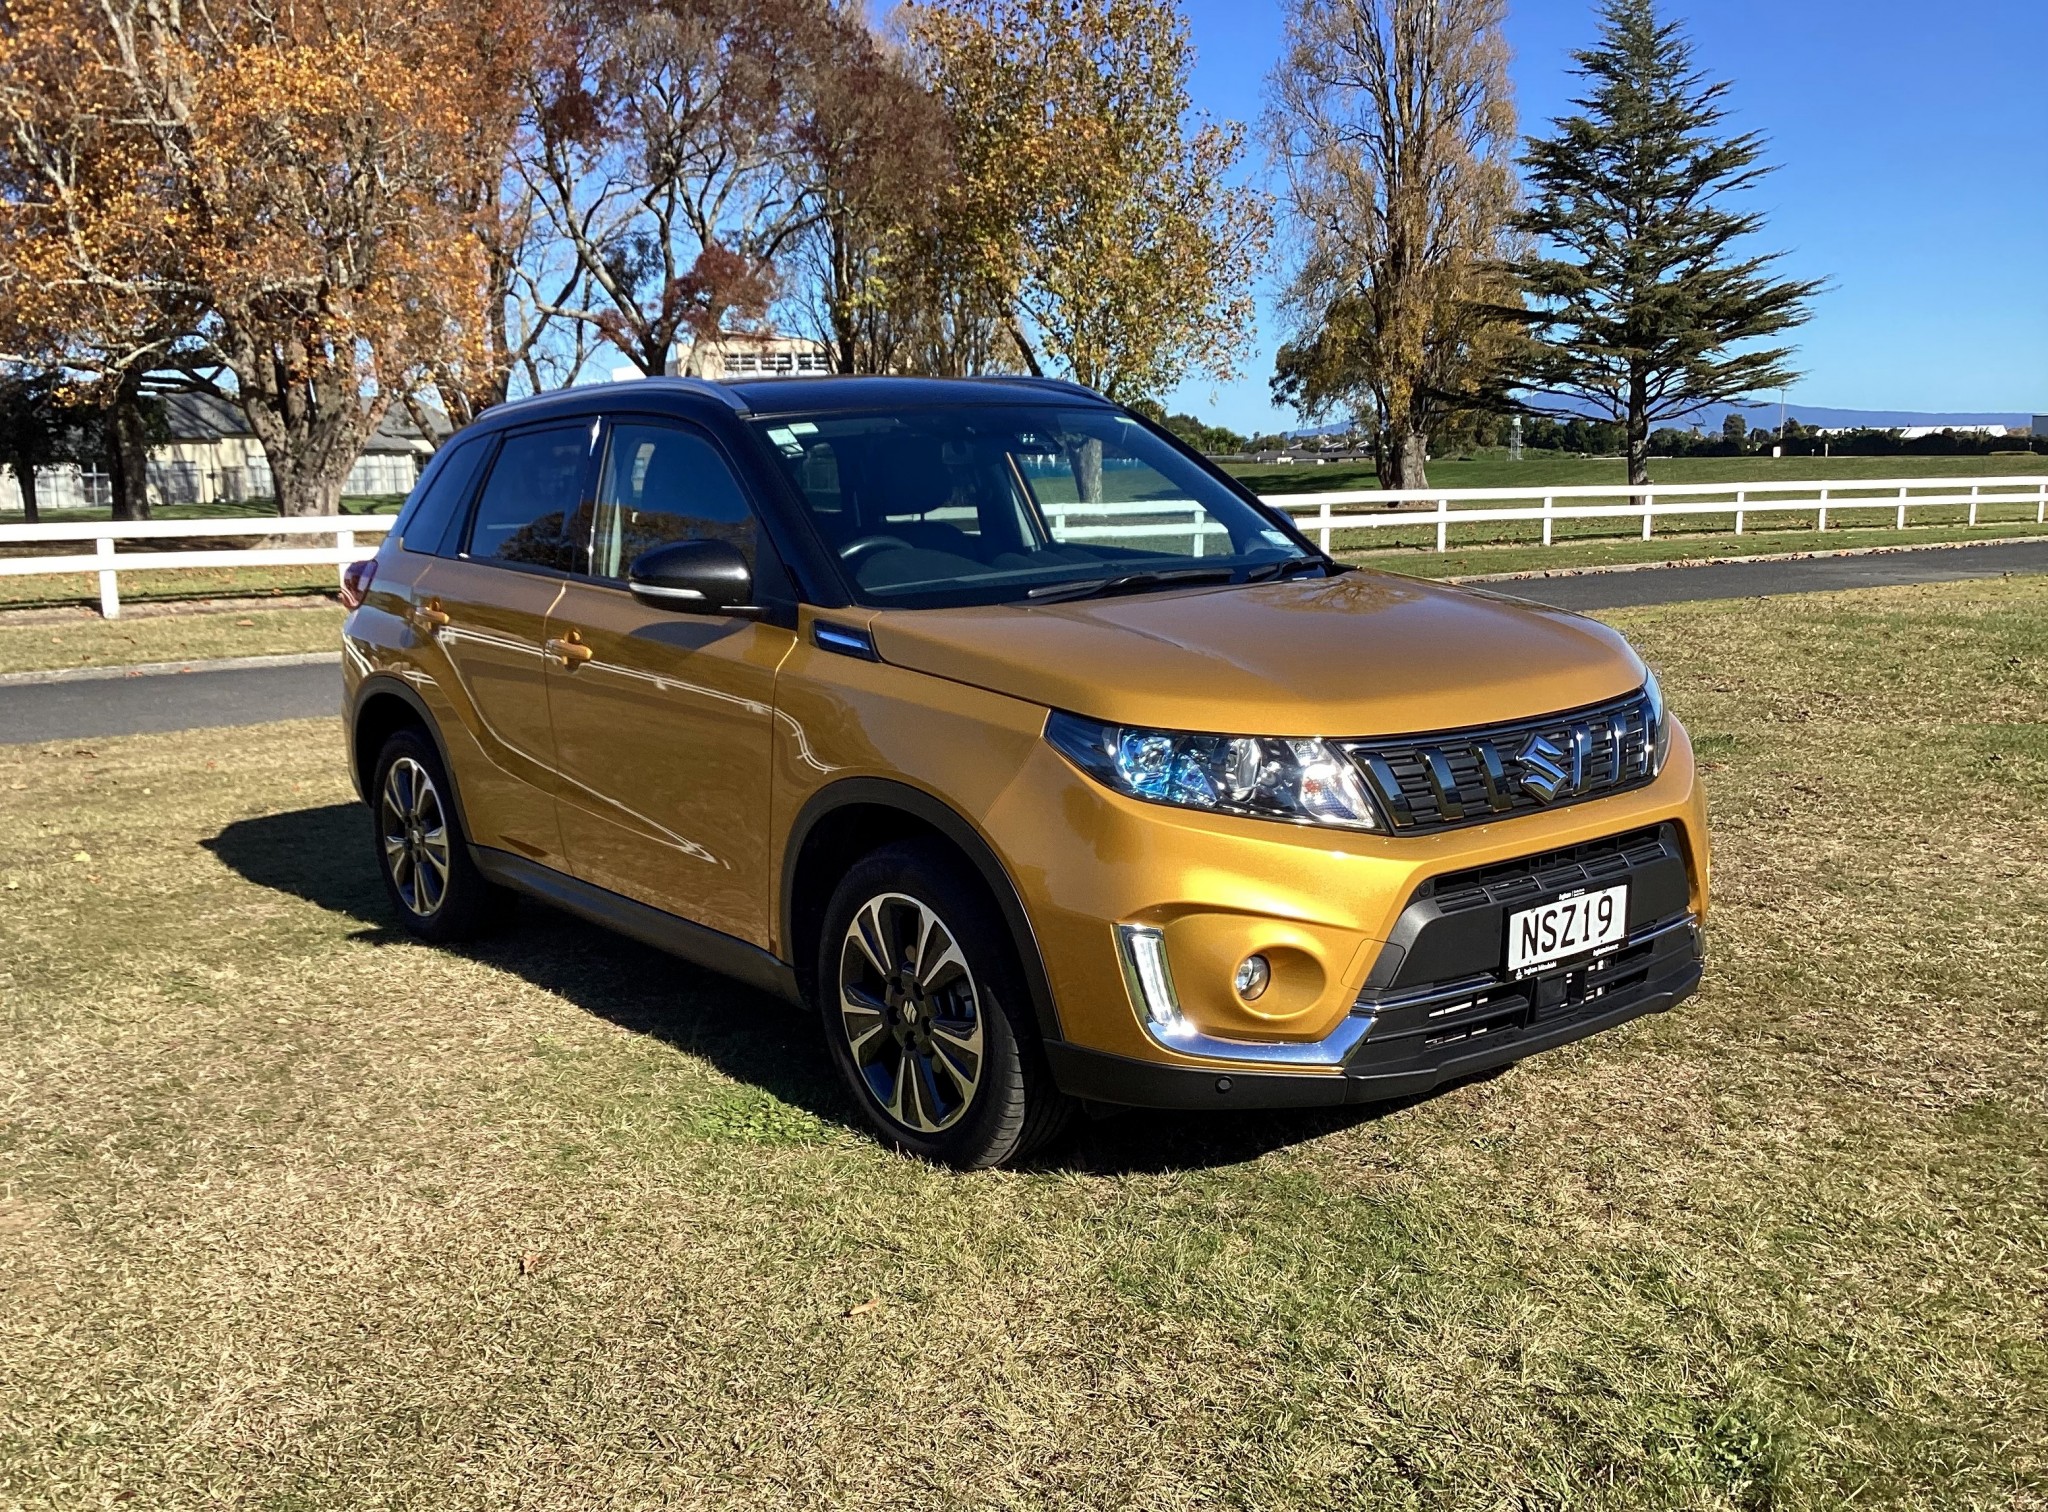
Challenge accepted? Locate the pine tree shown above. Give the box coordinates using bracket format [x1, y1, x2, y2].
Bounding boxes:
[1515, 0, 1822, 485]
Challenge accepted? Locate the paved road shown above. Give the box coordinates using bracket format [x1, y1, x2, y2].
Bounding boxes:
[0, 658, 340, 745]
[2, 540, 2043, 745]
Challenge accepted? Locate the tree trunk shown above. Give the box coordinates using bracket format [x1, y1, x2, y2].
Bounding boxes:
[105, 368, 151, 520]
[1007, 314, 1044, 378]
[1626, 371, 1651, 487]
[226, 329, 382, 518]
[1069, 438, 1103, 504]
[273, 465, 345, 517]
[1396, 430, 1430, 490]
[9, 457, 39, 523]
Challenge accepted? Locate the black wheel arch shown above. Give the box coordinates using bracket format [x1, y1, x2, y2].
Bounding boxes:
[782, 778, 1065, 1046]
[348, 675, 475, 840]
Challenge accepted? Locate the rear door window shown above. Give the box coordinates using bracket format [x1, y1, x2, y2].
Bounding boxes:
[464, 422, 597, 572]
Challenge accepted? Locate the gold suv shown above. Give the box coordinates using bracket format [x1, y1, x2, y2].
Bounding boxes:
[341, 377, 1708, 1167]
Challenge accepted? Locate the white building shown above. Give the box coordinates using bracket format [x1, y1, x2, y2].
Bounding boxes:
[608, 331, 835, 385]
[0, 393, 442, 513]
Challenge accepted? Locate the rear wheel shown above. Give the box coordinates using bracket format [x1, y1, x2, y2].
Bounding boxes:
[371, 728, 502, 942]
[818, 841, 1074, 1169]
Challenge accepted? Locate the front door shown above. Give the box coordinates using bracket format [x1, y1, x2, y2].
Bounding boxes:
[408, 419, 598, 866]
[543, 418, 796, 947]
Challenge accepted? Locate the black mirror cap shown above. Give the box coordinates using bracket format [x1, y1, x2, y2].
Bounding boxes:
[626, 539, 759, 615]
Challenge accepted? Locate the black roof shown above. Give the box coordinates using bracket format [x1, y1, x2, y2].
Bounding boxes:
[478, 374, 1113, 428]
[721, 375, 1110, 415]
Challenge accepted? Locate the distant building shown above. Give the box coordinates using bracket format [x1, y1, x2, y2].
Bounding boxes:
[2032, 414, 2047, 436]
[135, 393, 442, 506]
[617, 331, 834, 382]
[1, 394, 442, 513]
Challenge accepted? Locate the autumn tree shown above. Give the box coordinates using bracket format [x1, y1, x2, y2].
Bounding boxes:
[0, 0, 529, 515]
[787, 15, 952, 376]
[0, 0, 203, 518]
[907, 0, 1268, 402]
[1266, 0, 1523, 491]
[1516, 0, 1821, 486]
[411, 15, 586, 434]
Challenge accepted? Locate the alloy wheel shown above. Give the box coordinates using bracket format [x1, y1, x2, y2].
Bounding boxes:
[380, 756, 452, 918]
[838, 892, 986, 1134]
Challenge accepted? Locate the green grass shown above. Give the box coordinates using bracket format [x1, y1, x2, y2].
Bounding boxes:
[3, 578, 2046, 1507]
[0, 604, 344, 673]
[1229, 450, 2048, 496]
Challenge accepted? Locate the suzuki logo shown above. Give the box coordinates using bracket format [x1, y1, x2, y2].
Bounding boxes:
[1515, 732, 1574, 803]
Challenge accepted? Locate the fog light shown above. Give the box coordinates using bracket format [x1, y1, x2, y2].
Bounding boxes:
[1234, 953, 1271, 1001]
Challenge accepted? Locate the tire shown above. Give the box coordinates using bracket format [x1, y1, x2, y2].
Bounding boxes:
[817, 840, 1075, 1169]
[369, 726, 504, 943]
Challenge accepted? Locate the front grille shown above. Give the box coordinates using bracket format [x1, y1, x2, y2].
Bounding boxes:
[1427, 826, 1673, 915]
[1340, 689, 1657, 834]
[1347, 918, 1692, 1074]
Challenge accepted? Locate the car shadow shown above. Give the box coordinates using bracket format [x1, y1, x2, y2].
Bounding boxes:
[205, 803, 1425, 1173]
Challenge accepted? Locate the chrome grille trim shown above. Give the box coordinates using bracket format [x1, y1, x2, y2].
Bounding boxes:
[1339, 688, 1658, 834]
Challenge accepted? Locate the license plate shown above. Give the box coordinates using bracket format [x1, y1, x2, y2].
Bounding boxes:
[1507, 884, 1629, 974]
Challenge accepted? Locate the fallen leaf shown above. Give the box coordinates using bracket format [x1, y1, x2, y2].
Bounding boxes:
[236, 618, 255, 627]
[519, 1251, 546, 1276]
[72, 851, 91, 863]
[846, 1296, 883, 1318]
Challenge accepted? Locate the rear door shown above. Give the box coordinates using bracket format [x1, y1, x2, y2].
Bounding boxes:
[409, 418, 599, 866]
[542, 417, 797, 947]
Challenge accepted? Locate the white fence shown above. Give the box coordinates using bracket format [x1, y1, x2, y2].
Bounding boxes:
[1266, 474, 2048, 554]
[0, 515, 394, 618]
[0, 473, 2043, 618]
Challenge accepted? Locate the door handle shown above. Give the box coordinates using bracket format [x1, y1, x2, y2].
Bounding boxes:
[416, 599, 450, 629]
[544, 632, 594, 668]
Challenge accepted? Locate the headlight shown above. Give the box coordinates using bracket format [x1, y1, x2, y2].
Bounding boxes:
[1044, 711, 1378, 830]
[1644, 669, 1672, 775]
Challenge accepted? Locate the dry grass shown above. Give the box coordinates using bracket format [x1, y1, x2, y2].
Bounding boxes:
[1, 580, 2044, 1509]
[0, 604, 344, 674]
[1356, 518, 2048, 578]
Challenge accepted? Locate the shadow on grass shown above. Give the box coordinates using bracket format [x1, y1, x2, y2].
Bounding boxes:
[206, 802, 1419, 1174]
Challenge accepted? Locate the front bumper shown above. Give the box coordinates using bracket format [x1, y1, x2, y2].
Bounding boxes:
[1047, 912, 1704, 1110]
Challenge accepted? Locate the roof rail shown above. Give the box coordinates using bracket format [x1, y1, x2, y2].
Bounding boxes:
[972, 375, 1108, 402]
[635, 375, 750, 412]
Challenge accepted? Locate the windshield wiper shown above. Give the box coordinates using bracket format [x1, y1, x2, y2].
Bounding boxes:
[1024, 566, 1238, 604]
[1242, 555, 1330, 582]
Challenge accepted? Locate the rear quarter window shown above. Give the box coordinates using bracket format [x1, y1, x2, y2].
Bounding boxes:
[392, 433, 493, 555]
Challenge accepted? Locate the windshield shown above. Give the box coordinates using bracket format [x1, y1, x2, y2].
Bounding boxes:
[749, 404, 1318, 608]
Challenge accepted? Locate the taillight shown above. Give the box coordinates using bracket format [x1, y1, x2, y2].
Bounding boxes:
[340, 557, 377, 610]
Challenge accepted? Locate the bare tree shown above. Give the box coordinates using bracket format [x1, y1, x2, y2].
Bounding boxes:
[521, 0, 830, 377]
[1267, 0, 1524, 489]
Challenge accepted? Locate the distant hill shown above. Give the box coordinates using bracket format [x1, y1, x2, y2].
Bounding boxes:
[1679, 401, 2031, 432]
[1286, 401, 2034, 440]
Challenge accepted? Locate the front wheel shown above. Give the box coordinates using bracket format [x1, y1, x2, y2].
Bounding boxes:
[818, 842, 1074, 1169]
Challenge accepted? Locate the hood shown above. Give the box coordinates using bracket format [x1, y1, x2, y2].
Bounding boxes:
[866, 572, 1645, 737]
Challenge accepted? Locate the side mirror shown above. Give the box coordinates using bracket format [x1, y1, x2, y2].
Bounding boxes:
[626, 539, 758, 616]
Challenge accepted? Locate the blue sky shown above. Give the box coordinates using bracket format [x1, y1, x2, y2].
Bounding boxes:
[1164, 0, 2048, 436]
